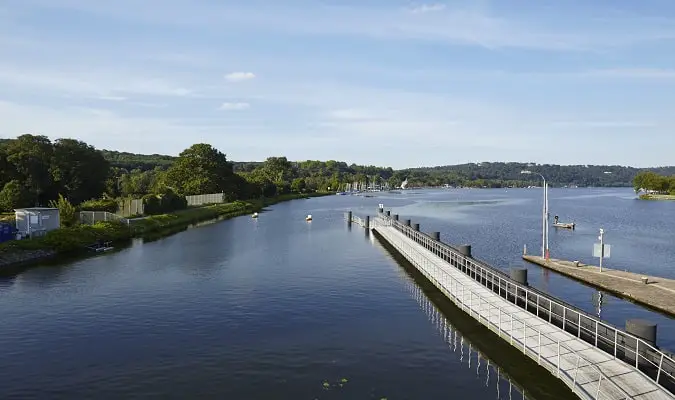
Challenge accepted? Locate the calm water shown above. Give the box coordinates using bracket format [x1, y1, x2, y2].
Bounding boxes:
[0, 188, 672, 398]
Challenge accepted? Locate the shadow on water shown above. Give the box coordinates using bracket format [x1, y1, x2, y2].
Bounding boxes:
[372, 229, 578, 400]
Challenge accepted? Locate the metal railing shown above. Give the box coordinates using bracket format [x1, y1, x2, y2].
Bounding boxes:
[379, 225, 634, 399]
[375, 213, 675, 396]
[79, 211, 130, 226]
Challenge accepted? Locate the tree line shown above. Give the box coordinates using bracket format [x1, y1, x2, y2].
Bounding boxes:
[632, 171, 675, 195]
[1, 135, 672, 213]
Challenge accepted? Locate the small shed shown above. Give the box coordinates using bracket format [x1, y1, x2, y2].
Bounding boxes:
[14, 207, 60, 238]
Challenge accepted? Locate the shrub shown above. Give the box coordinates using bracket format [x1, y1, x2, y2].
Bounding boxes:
[49, 194, 77, 227]
[79, 198, 119, 213]
[142, 194, 162, 215]
[159, 191, 187, 213]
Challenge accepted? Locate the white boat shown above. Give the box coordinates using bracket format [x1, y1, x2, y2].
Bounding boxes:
[305, 214, 312, 221]
[252, 212, 258, 218]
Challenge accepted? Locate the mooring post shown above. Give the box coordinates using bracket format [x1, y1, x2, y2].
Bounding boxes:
[458, 245, 472, 258]
[393, 214, 399, 221]
[413, 223, 419, 231]
[432, 232, 440, 241]
[365, 215, 370, 229]
[386, 210, 391, 217]
[347, 211, 352, 224]
[404, 219, 411, 226]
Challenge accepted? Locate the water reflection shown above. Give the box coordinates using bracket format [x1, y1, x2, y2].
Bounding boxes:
[406, 278, 530, 400]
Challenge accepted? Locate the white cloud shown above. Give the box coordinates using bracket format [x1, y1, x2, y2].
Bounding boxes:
[219, 102, 250, 111]
[225, 72, 256, 82]
[409, 3, 446, 14]
[581, 68, 675, 79]
[95, 95, 127, 101]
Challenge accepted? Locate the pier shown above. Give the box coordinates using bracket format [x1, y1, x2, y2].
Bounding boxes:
[354, 209, 675, 399]
[523, 256, 675, 318]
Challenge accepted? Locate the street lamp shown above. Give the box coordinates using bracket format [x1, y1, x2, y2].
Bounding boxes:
[521, 170, 549, 259]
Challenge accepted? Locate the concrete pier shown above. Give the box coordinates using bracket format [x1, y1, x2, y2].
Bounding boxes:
[523, 255, 675, 317]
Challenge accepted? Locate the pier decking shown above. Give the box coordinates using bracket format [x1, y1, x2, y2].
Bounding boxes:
[523, 256, 675, 318]
[365, 212, 675, 399]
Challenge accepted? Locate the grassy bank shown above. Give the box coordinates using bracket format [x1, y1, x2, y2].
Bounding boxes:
[639, 194, 675, 201]
[0, 192, 331, 267]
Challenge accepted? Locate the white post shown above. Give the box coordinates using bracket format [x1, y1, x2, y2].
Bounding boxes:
[542, 178, 546, 258]
[600, 228, 605, 272]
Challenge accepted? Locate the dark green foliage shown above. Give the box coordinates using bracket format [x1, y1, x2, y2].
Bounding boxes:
[51, 139, 110, 204]
[164, 143, 234, 195]
[0, 180, 29, 211]
[633, 171, 675, 194]
[142, 194, 162, 215]
[142, 191, 187, 215]
[79, 198, 119, 213]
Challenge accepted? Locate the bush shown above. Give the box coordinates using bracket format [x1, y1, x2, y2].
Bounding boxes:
[159, 191, 187, 213]
[79, 198, 119, 213]
[49, 194, 77, 227]
[40, 221, 131, 252]
[142, 194, 162, 215]
[0, 180, 29, 212]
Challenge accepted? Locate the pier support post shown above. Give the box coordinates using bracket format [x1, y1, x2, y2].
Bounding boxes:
[393, 214, 399, 221]
[432, 232, 440, 241]
[347, 211, 352, 223]
[413, 223, 419, 231]
[365, 216, 370, 229]
[404, 219, 411, 226]
[625, 319, 657, 368]
[386, 211, 391, 217]
[458, 245, 472, 258]
[510, 268, 528, 286]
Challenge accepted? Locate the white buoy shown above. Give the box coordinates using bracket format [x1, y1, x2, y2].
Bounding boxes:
[252, 212, 258, 218]
[305, 214, 312, 221]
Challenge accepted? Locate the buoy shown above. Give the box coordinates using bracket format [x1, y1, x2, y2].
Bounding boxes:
[252, 212, 258, 218]
[305, 214, 312, 221]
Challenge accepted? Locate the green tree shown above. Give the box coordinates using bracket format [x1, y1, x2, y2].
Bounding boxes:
[291, 177, 306, 193]
[164, 144, 235, 195]
[48, 194, 77, 227]
[5, 134, 54, 205]
[51, 138, 110, 204]
[0, 180, 29, 211]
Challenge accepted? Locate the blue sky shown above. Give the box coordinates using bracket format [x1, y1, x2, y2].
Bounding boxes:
[1, 0, 674, 168]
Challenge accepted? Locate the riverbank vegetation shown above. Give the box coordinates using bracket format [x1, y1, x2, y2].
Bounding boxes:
[633, 171, 675, 199]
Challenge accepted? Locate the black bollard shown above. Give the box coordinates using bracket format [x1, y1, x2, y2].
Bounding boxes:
[625, 319, 658, 368]
[347, 211, 352, 223]
[386, 210, 391, 217]
[413, 223, 419, 231]
[404, 219, 411, 226]
[365, 215, 370, 229]
[510, 268, 528, 286]
[393, 214, 399, 221]
[626, 319, 657, 345]
[432, 232, 440, 241]
[458, 245, 472, 257]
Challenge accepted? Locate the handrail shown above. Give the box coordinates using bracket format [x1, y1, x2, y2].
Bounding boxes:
[379, 224, 633, 399]
[374, 213, 675, 395]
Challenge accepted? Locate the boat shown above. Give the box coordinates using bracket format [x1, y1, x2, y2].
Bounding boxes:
[252, 212, 258, 218]
[305, 214, 312, 221]
[86, 240, 114, 252]
[552, 216, 575, 230]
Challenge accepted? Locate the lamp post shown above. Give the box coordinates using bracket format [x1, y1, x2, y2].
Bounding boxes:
[521, 170, 549, 259]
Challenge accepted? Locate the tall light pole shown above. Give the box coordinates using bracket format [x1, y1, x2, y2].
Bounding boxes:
[521, 170, 549, 259]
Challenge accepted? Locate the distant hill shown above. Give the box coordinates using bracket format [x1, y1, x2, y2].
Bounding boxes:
[2, 138, 673, 186]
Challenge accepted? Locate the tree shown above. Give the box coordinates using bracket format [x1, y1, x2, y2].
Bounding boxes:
[48, 194, 77, 227]
[0, 180, 29, 211]
[291, 177, 306, 193]
[51, 138, 110, 204]
[164, 144, 235, 196]
[5, 134, 54, 205]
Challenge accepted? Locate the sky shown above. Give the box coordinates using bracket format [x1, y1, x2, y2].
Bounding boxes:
[1, 0, 675, 168]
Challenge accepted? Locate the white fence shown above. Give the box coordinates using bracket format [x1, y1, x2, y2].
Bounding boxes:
[117, 198, 144, 217]
[79, 211, 129, 225]
[185, 193, 226, 207]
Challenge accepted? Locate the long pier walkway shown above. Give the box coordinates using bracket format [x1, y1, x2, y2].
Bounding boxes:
[368, 213, 675, 400]
[523, 255, 675, 317]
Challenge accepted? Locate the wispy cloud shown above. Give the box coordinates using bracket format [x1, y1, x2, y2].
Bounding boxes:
[219, 102, 250, 111]
[582, 68, 675, 80]
[409, 3, 447, 14]
[550, 120, 658, 128]
[225, 72, 256, 82]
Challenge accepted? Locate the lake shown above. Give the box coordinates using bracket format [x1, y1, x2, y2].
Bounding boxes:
[0, 188, 672, 399]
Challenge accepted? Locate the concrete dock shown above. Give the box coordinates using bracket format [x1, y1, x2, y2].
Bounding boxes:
[523, 255, 675, 317]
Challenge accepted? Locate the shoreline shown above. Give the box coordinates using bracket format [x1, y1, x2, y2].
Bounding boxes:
[639, 194, 675, 201]
[0, 192, 331, 273]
